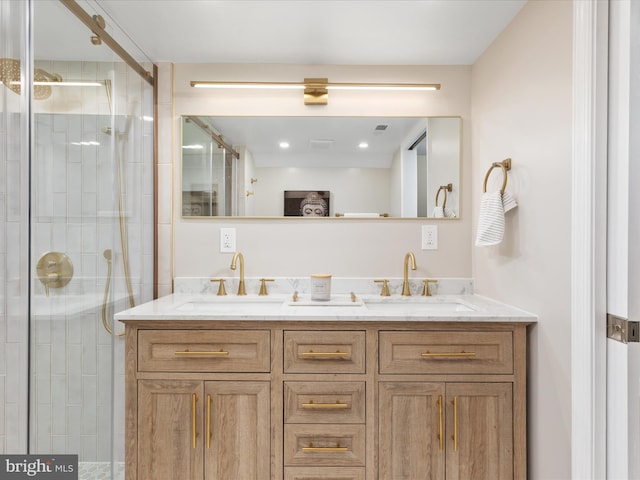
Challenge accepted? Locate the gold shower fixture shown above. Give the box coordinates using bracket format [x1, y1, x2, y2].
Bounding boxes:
[0, 58, 64, 100]
[190, 77, 441, 105]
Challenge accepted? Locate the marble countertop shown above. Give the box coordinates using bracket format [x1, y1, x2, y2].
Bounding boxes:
[115, 292, 536, 323]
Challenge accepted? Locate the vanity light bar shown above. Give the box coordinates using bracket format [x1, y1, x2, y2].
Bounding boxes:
[327, 83, 440, 91]
[191, 81, 305, 90]
[190, 78, 440, 105]
[190, 81, 440, 91]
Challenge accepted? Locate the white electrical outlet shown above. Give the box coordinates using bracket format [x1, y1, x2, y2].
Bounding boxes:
[220, 228, 236, 253]
[421, 225, 438, 250]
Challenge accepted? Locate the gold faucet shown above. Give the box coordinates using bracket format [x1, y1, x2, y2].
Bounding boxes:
[402, 252, 417, 296]
[374, 279, 391, 296]
[258, 278, 274, 296]
[422, 278, 438, 296]
[230, 252, 247, 296]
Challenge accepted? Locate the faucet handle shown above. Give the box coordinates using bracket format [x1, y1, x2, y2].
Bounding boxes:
[374, 279, 391, 297]
[258, 278, 275, 296]
[210, 278, 227, 296]
[422, 279, 438, 297]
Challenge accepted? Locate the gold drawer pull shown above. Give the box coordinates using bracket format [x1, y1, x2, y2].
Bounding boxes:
[453, 396, 458, 451]
[192, 394, 198, 449]
[206, 394, 212, 449]
[300, 350, 350, 358]
[302, 400, 349, 410]
[420, 351, 476, 358]
[302, 443, 349, 453]
[175, 349, 229, 357]
[438, 395, 443, 451]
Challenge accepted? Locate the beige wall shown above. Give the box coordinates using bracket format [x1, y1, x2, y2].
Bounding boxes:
[171, 64, 472, 279]
[471, 1, 573, 478]
[163, 4, 574, 475]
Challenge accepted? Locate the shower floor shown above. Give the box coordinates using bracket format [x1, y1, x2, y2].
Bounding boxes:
[79, 462, 125, 480]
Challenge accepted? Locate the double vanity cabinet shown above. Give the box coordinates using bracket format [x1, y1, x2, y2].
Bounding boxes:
[119, 294, 533, 480]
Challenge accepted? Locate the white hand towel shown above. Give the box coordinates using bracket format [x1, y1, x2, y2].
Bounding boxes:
[502, 192, 517, 213]
[443, 207, 456, 218]
[432, 206, 456, 218]
[475, 191, 518, 246]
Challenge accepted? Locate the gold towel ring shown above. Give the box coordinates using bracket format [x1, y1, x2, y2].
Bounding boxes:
[435, 183, 453, 208]
[483, 158, 512, 194]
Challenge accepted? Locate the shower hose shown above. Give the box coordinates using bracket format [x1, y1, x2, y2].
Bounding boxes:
[101, 112, 136, 336]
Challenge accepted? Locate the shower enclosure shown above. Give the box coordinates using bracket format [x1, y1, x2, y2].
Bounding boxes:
[1, 1, 155, 478]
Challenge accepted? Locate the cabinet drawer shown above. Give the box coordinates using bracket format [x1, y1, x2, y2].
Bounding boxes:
[284, 424, 366, 467]
[379, 331, 513, 375]
[138, 330, 270, 372]
[285, 467, 365, 480]
[284, 382, 365, 424]
[284, 331, 365, 374]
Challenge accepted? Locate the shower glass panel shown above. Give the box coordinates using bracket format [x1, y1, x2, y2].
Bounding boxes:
[26, 1, 154, 479]
[0, 0, 30, 453]
[181, 117, 235, 216]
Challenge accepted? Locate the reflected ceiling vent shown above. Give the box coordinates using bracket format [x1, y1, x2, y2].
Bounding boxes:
[375, 124, 389, 131]
[309, 139, 334, 150]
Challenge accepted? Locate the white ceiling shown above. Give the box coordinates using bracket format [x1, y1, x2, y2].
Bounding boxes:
[90, 0, 527, 65]
[33, 0, 526, 168]
[184, 116, 431, 168]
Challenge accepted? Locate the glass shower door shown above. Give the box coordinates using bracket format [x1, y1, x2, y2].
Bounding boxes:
[28, 1, 155, 479]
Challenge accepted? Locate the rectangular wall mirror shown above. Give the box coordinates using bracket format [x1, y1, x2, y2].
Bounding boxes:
[181, 116, 461, 218]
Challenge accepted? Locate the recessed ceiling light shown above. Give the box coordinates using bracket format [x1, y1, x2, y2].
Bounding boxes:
[358, 142, 369, 149]
[279, 141, 290, 149]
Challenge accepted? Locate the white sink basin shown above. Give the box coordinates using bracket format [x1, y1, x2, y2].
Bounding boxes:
[287, 298, 364, 308]
[363, 298, 476, 314]
[169, 295, 476, 316]
[174, 297, 284, 314]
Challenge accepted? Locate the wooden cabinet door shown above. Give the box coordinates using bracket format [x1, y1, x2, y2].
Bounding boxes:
[138, 380, 204, 480]
[204, 381, 271, 480]
[379, 382, 446, 480]
[445, 383, 513, 480]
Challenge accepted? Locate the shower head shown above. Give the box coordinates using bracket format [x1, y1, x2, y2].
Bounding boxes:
[0, 58, 62, 100]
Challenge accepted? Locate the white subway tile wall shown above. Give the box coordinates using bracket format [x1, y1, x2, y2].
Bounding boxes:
[1, 53, 153, 480]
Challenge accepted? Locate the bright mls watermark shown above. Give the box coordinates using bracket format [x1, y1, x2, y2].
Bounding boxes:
[0, 456, 77, 479]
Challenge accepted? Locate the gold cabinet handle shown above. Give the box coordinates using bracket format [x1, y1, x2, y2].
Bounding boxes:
[206, 394, 212, 449]
[420, 351, 476, 358]
[302, 443, 349, 453]
[300, 351, 350, 358]
[301, 400, 349, 410]
[207, 395, 211, 448]
[453, 396, 458, 451]
[438, 395, 443, 451]
[192, 394, 198, 449]
[175, 349, 229, 357]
